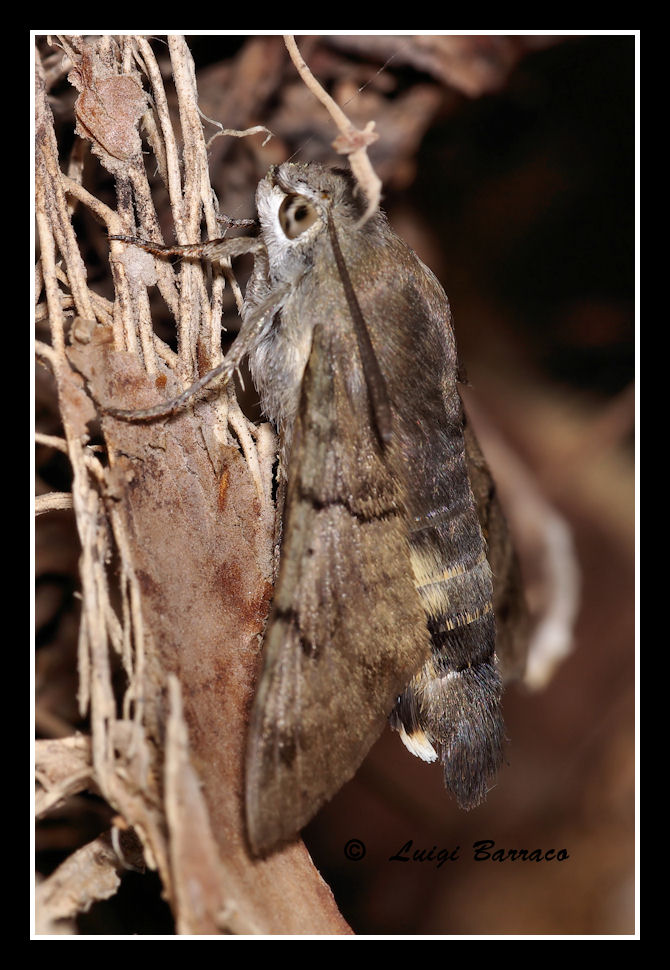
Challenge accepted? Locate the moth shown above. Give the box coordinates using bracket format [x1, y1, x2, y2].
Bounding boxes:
[111, 161, 521, 857]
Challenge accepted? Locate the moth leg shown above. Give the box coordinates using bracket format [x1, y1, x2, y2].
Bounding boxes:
[101, 241, 291, 422]
[109, 234, 264, 264]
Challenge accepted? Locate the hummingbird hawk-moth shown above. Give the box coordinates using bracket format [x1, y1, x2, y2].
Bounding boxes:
[111, 161, 523, 857]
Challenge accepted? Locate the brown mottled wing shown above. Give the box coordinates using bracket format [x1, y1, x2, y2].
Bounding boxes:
[245, 316, 432, 855]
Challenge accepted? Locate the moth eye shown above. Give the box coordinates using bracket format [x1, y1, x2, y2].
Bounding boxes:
[278, 195, 320, 239]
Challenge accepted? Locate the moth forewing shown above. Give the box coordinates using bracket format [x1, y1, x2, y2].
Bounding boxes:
[245, 321, 433, 854]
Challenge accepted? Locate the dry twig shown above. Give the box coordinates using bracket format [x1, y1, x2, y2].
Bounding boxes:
[284, 34, 382, 223]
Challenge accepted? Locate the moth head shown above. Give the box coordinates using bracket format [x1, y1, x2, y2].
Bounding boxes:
[256, 162, 378, 281]
[255, 165, 329, 279]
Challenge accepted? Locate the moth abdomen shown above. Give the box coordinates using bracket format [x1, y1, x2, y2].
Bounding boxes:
[392, 497, 505, 809]
[392, 619, 504, 809]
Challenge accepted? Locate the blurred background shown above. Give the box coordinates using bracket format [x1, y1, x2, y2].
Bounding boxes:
[36, 33, 636, 935]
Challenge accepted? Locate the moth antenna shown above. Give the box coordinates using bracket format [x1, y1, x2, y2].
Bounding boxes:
[326, 212, 393, 446]
[109, 233, 264, 265]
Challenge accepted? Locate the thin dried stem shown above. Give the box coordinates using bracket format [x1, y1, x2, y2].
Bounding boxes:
[35, 492, 74, 515]
[203, 116, 273, 151]
[134, 38, 186, 239]
[284, 34, 382, 223]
